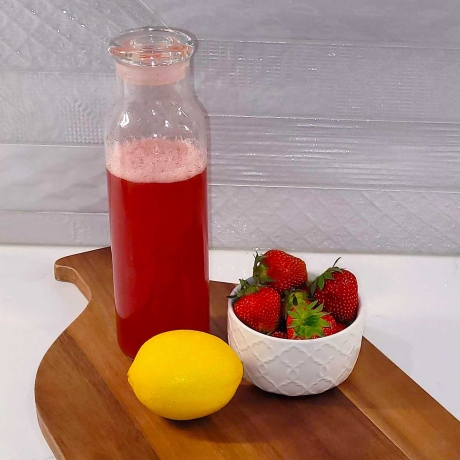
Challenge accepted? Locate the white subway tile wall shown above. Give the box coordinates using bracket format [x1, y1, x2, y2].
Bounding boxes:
[1, 0, 460, 253]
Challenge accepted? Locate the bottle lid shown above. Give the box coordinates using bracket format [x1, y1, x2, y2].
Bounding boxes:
[108, 27, 194, 67]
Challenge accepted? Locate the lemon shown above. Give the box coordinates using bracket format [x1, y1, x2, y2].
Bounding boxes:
[127, 330, 243, 420]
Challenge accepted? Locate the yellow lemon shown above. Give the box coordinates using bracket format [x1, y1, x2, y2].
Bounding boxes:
[127, 330, 243, 420]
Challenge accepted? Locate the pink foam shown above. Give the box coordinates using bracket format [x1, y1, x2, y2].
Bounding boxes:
[115, 62, 188, 86]
[106, 137, 207, 183]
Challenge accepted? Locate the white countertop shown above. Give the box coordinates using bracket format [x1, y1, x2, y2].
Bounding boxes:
[0, 245, 459, 460]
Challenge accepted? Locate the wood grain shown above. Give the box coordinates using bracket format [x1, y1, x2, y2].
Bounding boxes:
[35, 247, 460, 460]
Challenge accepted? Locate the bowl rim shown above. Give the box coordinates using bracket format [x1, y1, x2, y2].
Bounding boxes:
[227, 281, 364, 344]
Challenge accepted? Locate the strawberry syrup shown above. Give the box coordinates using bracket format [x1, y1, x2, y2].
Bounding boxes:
[107, 138, 209, 358]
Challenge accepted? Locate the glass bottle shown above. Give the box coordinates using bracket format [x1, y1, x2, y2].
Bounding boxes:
[106, 27, 209, 358]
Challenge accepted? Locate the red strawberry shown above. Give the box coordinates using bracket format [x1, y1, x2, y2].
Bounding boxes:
[315, 320, 348, 338]
[286, 299, 333, 340]
[270, 330, 287, 339]
[253, 249, 308, 292]
[314, 321, 347, 338]
[232, 280, 281, 333]
[311, 314, 337, 339]
[311, 258, 358, 323]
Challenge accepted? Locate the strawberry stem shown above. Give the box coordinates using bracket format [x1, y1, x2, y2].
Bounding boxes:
[283, 289, 310, 318]
[309, 258, 344, 295]
[228, 279, 259, 299]
[332, 257, 342, 268]
[287, 300, 331, 339]
[252, 251, 275, 284]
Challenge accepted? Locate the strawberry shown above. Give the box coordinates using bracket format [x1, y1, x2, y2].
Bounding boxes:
[253, 249, 308, 293]
[310, 317, 351, 339]
[310, 258, 358, 323]
[232, 279, 281, 333]
[270, 330, 287, 339]
[283, 288, 310, 318]
[310, 314, 337, 339]
[286, 299, 333, 339]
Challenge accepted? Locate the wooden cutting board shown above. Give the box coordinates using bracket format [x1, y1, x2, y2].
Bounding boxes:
[35, 247, 460, 460]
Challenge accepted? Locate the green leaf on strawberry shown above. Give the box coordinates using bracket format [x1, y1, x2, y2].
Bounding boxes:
[286, 300, 332, 339]
[309, 257, 342, 294]
[283, 288, 310, 318]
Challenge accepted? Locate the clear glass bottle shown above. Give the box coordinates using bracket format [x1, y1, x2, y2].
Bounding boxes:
[106, 27, 209, 358]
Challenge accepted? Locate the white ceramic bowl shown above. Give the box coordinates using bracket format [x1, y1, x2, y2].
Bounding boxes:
[227, 283, 365, 396]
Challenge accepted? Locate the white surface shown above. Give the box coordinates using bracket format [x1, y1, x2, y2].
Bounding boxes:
[0, 245, 459, 460]
[0, 245, 98, 460]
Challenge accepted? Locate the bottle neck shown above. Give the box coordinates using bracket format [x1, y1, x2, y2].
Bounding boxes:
[115, 62, 192, 103]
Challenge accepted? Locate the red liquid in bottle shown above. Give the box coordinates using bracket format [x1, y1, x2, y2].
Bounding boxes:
[107, 138, 209, 358]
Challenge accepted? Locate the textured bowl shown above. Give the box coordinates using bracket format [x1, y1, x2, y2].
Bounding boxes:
[227, 284, 364, 396]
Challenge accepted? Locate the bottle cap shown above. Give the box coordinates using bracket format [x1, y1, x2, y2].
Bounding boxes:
[109, 27, 194, 85]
